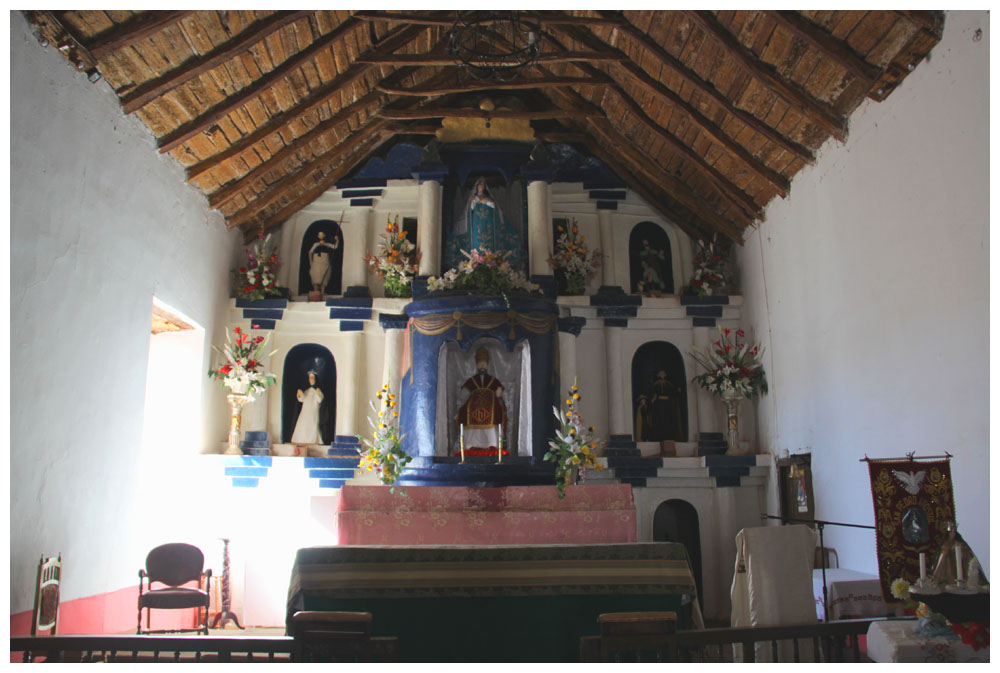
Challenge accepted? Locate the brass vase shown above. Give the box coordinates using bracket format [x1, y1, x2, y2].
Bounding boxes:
[720, 389, 742, 455]
[225, 392, 251, 455]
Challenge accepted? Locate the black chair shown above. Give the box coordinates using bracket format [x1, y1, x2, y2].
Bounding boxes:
[137, 543, 212, 635]
[31, 554, 61, 636]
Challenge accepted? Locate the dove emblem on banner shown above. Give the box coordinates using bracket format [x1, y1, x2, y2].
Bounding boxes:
[892, 470, 926, 495]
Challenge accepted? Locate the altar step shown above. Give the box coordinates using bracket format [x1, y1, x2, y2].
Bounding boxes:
[587, 454, 769, 488]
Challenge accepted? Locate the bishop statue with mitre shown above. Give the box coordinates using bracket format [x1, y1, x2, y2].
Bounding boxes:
[456, 346, 507, 455]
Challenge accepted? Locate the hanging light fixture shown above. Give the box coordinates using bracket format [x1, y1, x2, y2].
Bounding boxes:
[448, 11, 541, 81]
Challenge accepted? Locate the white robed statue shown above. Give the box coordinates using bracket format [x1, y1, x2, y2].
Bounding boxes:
[308, 231, 340, 293]
[291, 370, 324, 444]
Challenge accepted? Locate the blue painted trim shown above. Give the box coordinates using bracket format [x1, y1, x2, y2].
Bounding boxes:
[335, 178, 387, 189]
[680, 294, 730, 305]
[305, 457, 360, 469]
[329, 308, 373, 320]
[557, 316, 586, 336]
[583, 180, 626, 190]
[242, 308, 283, 320]
[241, 447, 270, 456]
[344, 286, 372, 298]
[247, 319, 275, 330]
[379, 313, 410, 330]
[326, 297, 374, 307]
[350, 198, 375, 207]
[340, 321, 365, 331]
[595, 200, 619, 210]
[225, 467, 268, 478]
[235, 298, 288, 309]
[411, 276, 431, 299]
[245, 431, 268, 441]
[231, 477, 260, 488]
[603, 318, 629, 328]
[692, 317, 716, 328]
[520, 164, 554, 183]
[342, 189, 383, 198]
[334, 435, 361, 444]
[308, 469, 356, 479]
[318, 479, 348, 489]
[686, 305, 723, 318]
[589, 190, 626, 200]
[414, 164, 449, 183]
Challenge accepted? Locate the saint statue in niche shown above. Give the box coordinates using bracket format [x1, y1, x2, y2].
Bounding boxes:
[456, 347, 507, 454]
[634, 369, 683, 442]
[308, 231, 340, 295]
[638, 239, 668, 294]
[465, 177, 502, 253]
[291, 370, 324, 445]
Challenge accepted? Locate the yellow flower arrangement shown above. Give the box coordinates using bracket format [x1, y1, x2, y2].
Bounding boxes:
[357, 383, 411, 491]
[544, 379, 604, 498]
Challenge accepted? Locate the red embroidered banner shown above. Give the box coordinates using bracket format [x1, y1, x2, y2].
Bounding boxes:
[868, 459, 955, 602]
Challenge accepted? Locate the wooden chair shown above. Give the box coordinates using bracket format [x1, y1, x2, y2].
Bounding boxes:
[596, 611, 678, 662]
[137, 543, 212, 635]
[31, 555, 61, 636]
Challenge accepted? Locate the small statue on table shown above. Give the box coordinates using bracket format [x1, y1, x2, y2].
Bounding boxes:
[456, 347, 508, 457]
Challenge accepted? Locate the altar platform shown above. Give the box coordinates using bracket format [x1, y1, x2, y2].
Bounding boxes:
[334, 483, 636, 545]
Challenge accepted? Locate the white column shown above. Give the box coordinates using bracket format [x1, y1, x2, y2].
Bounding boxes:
[337, 331, 364, 437]
[277, 213, 296, 290]
[693, 325, 717, 435]
[527, 180, 552, 277]
[417, 180, 442, 276]
[381, 327, 404, 400]
[558, 330, 578, 395]
[243, 348, 272, 434]
[598, 208, 617, 287]
[341, 209, 369, 290]
[604, 322, 627, 435]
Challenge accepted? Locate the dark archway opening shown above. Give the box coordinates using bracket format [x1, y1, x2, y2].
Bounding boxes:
[628, 221, 673, 294]
[298, 220, 344, 296]
[653, 499, 703, 608]
[631, 341, 688, 442]
[281, 344, 336, 444]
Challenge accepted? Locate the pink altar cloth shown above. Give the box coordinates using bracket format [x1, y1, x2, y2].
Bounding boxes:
[334, 484, 637, 545]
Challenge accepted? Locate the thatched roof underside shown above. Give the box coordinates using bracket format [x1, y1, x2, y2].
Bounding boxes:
[25, 10, 944, 242]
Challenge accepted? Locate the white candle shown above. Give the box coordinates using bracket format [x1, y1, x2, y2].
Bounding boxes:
[919, 553, 927, 581]
[460, 424, 465, 462]
[498, 424, 503, 462]
[955, 545, 964, 582]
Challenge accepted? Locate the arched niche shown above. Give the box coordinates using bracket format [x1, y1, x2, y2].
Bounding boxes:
[442, 171, 527, 273]
[628, 221, 674, 294]
[631, 341, 688, 442]
[281, 344, 336, 444]
[653, 499, 703, 608]
[299, 220, 344, 296]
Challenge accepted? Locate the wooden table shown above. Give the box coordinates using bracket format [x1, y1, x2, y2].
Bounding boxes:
[813, 568, 889, 620]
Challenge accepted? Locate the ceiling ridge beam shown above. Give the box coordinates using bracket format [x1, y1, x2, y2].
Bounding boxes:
[357, 50, 628, 66]
[120, 11, 313, 115]
[352, 11, 627, 27]
[377, 74, 611, 96]
[157, 15, 366, 153]
[226, 117, 389, 229]
[604, 12, 815, 165]
[86, 10, 194, 60]
[182, 24, 429, 181]
[769, 11, 883, 86]
[684, 10, 848, 142]
[552, 23, 789, 198]
[250, 130, 393, 237]
[376, 107, 596, 121]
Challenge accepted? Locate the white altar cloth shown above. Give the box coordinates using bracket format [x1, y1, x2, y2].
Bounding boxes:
[813, 568, 889, 620]
[866, 619, 989, 662]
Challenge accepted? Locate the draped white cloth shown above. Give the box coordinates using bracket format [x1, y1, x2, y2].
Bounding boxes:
[291, 387, 323, 444]
[730, 525, 818, 662]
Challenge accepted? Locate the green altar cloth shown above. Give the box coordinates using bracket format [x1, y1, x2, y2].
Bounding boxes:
[286, 543, 700, 662]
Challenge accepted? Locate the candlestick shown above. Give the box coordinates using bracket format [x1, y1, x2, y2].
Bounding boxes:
[460, 424, 465, 463]
[919, 552, 927, 581]
[955, 545, 964, 582]
[497, 424, 503, 463]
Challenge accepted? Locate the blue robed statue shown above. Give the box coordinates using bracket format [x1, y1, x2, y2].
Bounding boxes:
[450, 177, 526, 270]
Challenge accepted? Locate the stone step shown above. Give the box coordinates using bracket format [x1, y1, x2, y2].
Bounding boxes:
[307, 468, 356, 480]
[305, 457, 360, 469]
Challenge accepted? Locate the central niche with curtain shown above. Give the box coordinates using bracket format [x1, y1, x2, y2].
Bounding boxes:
[397, 295, 559, 487]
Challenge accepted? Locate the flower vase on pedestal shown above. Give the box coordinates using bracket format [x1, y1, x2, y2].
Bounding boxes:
[225, 386, 251, 455]
[720, 390, 742, 455]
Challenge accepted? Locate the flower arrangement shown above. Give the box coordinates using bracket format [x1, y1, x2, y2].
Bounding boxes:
[547, 219, 601, 295]
[207, 326, 277, 400]
[234, 231, 282, 301]
[691, 326, 768, 399]
[357, 383, 411, 490]
[363, 215, 420, 298]
[688, 235, 731, 298]
[544, 380, 604, 498]
[427, 248, 540, 295]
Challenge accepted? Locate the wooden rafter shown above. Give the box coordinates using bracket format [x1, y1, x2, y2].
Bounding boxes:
[769, 11, 883, 86]
[227, 117, 389, 228]
[352, 11, 627, 27]
[552, 23, 790, 198]
[385, 122, 442, 135]
[183, 24, 429, 181]
[377, 107, 597, 121]
[357, 50, 628, 66]
[21, 10, 99, 74]
[603, 12, 815, 164]
[252, 130, 394, 236]
[684, 10, 849, 141]
[85, 10, 194, 60]
[120, 11, 313, 114]
[157, 16, 365, 153]
[377, 74, 611, 96]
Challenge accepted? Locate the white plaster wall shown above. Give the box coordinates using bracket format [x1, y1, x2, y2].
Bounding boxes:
[737, 11, 989, 574]
[10, 13, 238, 612]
